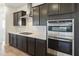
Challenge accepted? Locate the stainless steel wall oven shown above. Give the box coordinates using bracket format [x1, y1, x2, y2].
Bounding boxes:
[47, 19, 74, 56]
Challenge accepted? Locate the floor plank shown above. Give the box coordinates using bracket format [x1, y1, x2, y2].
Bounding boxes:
[0, 42, 29, 56]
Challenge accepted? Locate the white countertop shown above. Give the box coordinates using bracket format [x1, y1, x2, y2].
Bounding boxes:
[9, 32, 46, 40]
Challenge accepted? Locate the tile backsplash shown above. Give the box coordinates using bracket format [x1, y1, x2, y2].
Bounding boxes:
[13, 17, 46, 35]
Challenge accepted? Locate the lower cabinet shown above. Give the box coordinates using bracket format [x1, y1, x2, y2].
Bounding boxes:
[35, 39, 47, 56]
[9, 33, 13, 46]
[9, 33, 47, 56]
[28, 38, 35, 56]
[9, 33, 17, 48]
[22, 37, 28, 52]
[17, 35, 28, 52]
[17, 35, 23, 50]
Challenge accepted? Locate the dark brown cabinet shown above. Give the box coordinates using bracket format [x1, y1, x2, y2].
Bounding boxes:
[33, 4, 48, 26]
[13, 13, 19, 26]
[48, 3, 59, 15]
[17, 35, 28, 52]
[48, 3, 75, 15]
[22, 37, 28, 52]
[9, 33, 47, 56]
[35, 39, 46, 56]
[59, 3, 75, 14]
[75, 4, 79, 12]
[33, 6, 40, 26]
[9, 34, 17, 48]
[40, 4, 48, 26]
[9, 33, 13, 46]
[9, 34, 28, 53]
[13, 11, 26, 26]
[33, 3, 75, 26]
[17, 35, 23, 50]
[28, 37, 35, 55]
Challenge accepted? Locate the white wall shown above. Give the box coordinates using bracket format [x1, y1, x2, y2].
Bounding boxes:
[0, 4, 7, 43]
[0, 3, 6, 42]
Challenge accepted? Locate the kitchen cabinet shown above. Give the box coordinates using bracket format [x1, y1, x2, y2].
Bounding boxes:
[33, 6, 40, 26]
[22, 36, 28, 52]
[49, 13, 75, 20]
[17, 35, 28, 52]
[17, 35, 23, 50]
[33, 3, 76, 26]
[59, 3, 75, 14]
[48, 3, 59, 15]
[9, 33, 47, 56]
[13, 13, 19, 26]
[35, 39, 46, 56]
[9, 33, 13, 46]
[33, 4, 48, 26]
[48, 3, 75, 15]
[9, 34, 17, 47]
[13, 11, 26, 26]
[21, 18, 26, 26]
[28, 37, 35, 55]
[75, 4, 79, 12]
[40, 4, 48, 26]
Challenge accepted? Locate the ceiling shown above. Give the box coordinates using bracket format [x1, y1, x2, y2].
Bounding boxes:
[5, 3, 27, 8]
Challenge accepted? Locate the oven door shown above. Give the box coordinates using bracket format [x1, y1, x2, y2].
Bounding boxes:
[48, 38, 72, 55]
[48, 26, 72, 32]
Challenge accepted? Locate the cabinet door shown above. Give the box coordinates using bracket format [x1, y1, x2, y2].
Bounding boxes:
[40, 4, 48, 26]
[22, 36, 28, 52]
[59, 3, 75, 14]
[76, 4, 79, 12]
[35, 39, 46, 56]
[9, 33, 13, 46]
[21, 18, 26, 26]
[28, 38, 35, 55]
[9, 34, 17, 47]
[48, 3, 59, 15]
[11, 34, 17, 47]
[13, 11, 26, 26]
[13, 13, 19, 26]
[33, 6, 40, 26]
[17, 35, 23, 50]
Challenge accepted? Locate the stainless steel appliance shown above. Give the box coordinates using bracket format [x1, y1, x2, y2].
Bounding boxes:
[47, 19, 74, 56]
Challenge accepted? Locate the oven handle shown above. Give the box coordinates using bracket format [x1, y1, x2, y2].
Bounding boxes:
[48, 37, 72, 42]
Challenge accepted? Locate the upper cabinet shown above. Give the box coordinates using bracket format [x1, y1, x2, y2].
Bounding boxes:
[32, 3, 76, 26]
[33, 6, 40, 26]
[48, 3, 59, 15]
[48, 3, 75, 15]
[33, 4, 48, 26]
[40, 4, 48, 26]
[13, 13, 19, 26]
[59, 3, 75, 14]
[13, 11, 26, 26]
[75, 4, 79, 12]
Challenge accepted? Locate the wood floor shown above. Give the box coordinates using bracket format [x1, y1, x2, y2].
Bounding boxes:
[0, 42, 29, 56]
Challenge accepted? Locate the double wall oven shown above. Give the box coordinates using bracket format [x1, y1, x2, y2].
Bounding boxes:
[47, 19, 74, 56]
